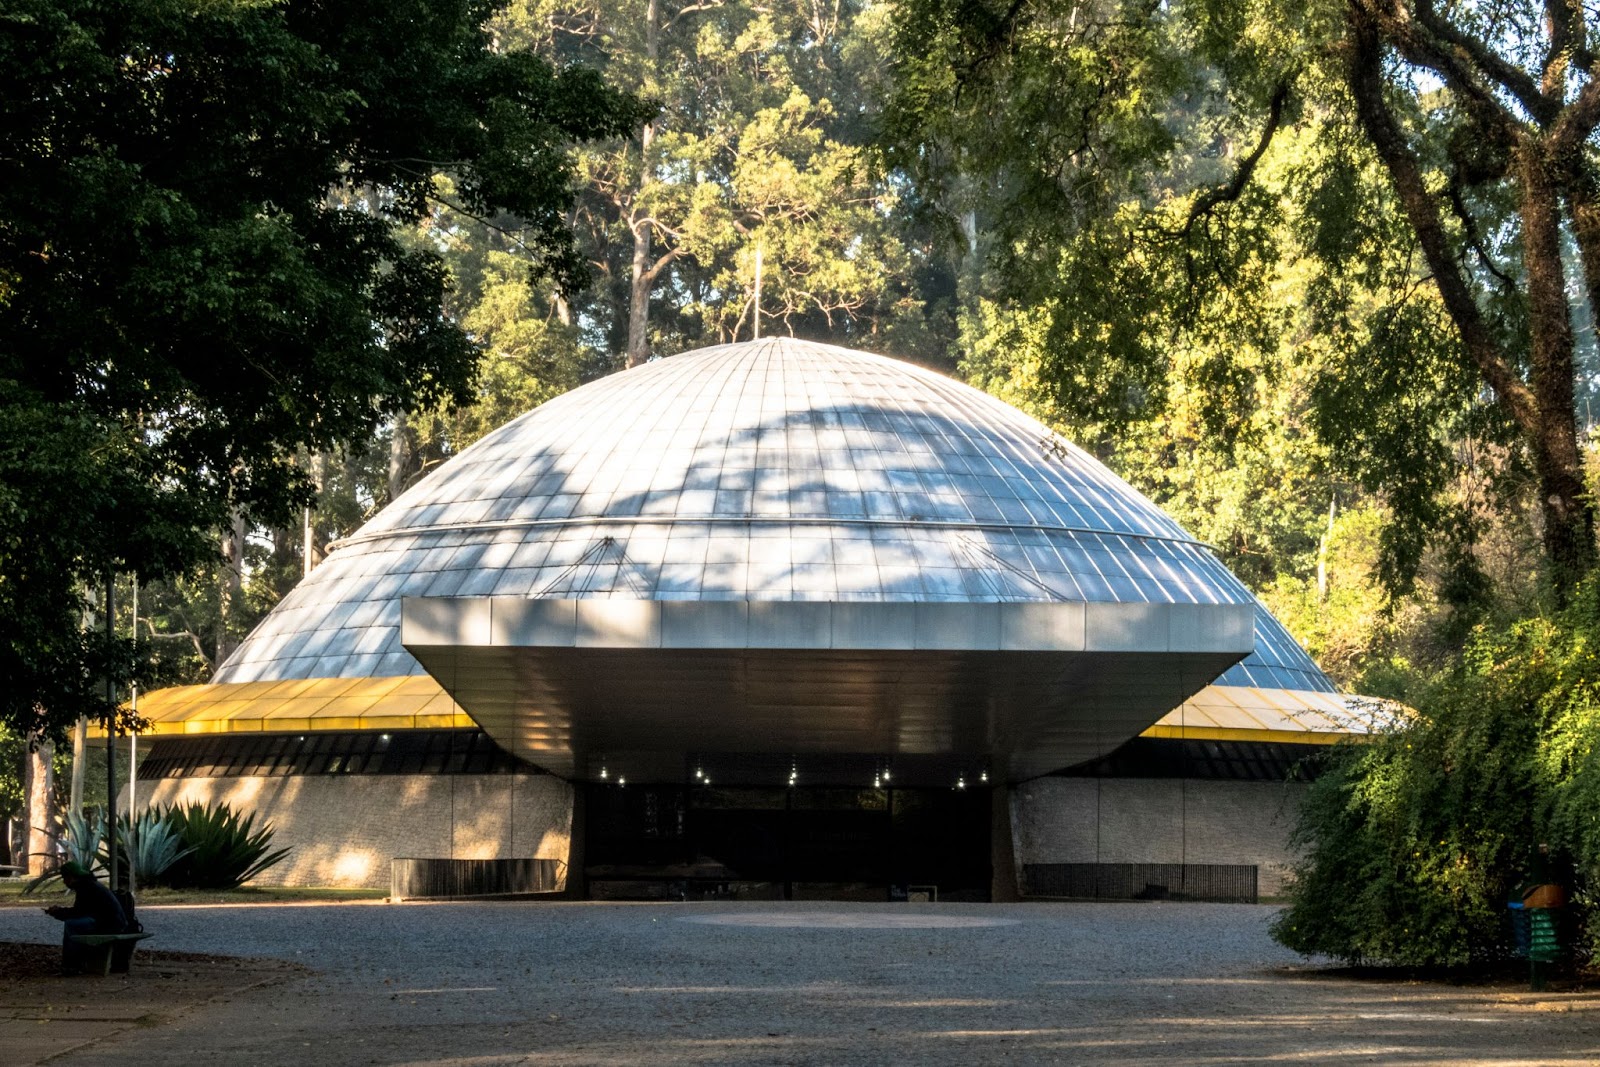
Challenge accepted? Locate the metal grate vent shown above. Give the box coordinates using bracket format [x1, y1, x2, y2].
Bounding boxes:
[391, 858, 560, 900]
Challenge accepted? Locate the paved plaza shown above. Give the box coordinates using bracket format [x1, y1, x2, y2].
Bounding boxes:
[1, 900, 1596, 1065]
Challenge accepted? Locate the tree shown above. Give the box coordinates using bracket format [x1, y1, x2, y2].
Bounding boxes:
[0, 725, 25, 867]
[495, 0, 952, 363]
[0, 0, 648, 741]
[1271, 577, 1600, 966]
[883, 0, 1600, 598]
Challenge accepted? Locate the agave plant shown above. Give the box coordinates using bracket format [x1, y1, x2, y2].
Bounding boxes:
[157, 802, 290, 890]
[59, 808, 106, 870]
[111, 808, 194, 885]
[23, 808, 106, 894]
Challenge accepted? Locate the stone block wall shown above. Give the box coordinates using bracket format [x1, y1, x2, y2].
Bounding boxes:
[133, 774, 574, 891]
[1010, 777, 1308, 897]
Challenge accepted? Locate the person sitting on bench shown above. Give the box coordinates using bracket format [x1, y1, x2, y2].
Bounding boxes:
[43, 861, 127, 975]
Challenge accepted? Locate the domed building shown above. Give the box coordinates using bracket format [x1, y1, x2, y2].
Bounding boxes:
[130, 339, 1369, 900]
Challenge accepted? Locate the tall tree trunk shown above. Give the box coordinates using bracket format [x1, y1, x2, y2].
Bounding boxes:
[1565, 177, 1600, 346]
[626, 128, 655, 369]
[306, 451, 327, 574]
[24, 737, 53, 876]
[70, 593, 93, 811]
[68, 716, 85, 812]
[217, 511, 246, 666]
[555, 205, 579, 328]
[751, 238, 763, 340]
[1563, 158, 1600, 452]
[387, 412, 411, 504]
[1520, 144, 1595, 590]
[1347, 6, 1595, 597]
[626, 0, 661, 369]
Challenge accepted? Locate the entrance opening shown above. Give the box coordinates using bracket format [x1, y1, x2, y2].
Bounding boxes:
[584, 783, 992, 901]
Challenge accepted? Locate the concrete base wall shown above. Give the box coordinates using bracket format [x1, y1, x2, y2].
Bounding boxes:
[1010, 778, 1307, 897]
[134, 774, 574, 891]
[128, 773, 1298, 896]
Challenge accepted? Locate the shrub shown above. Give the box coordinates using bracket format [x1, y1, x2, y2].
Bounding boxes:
[57, 808, 106, 874]
[1273, 585, 1600, 968]
[156, 802, 290, 890]
[23, 808, 106, 893]
[111, 808, 194, 886]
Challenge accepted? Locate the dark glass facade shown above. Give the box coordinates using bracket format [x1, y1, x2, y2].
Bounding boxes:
[136, 730, 542, 780]
[1054, 736, 1329, 781]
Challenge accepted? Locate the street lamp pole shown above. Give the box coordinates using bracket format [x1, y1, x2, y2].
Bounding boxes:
[104, 572, 118, 893]
[129, 577, 138, 896]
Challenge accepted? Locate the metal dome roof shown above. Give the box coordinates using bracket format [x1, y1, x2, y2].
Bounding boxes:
[217, 338, 1332, 694]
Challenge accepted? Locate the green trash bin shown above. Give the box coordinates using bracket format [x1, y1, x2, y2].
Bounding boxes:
[1519, 882, 1566, 990]
[1528, 907, 1561, 963]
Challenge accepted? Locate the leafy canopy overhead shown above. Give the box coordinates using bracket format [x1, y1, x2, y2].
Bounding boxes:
[884, 0, 1600, 598]
[492, 0, 949, 364]
[0, 0, 648, 740]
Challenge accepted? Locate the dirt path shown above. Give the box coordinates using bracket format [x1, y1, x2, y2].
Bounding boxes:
[0, 942, 301, 1065]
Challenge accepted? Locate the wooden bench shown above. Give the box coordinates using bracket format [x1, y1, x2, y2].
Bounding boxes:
[67, 931, 154, 976]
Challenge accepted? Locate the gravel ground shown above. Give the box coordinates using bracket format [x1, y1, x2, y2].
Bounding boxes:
[0, 900, 1595, 1065]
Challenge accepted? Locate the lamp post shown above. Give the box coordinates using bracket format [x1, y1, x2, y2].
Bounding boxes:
[104, 572, 118, 893]
[129, 577, 138, 896]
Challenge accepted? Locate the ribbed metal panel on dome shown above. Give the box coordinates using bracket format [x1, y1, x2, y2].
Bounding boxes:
[216, 338, 1331, 695]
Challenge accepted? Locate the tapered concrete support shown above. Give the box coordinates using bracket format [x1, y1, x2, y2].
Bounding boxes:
[990, 785, 1019, 903]
[563, 783, 587, 900]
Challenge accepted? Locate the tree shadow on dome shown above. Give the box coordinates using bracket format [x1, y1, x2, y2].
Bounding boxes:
[217, 392, 1322, 694]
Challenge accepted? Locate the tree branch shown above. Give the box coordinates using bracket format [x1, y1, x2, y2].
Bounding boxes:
[664, 1, 727, 31]
[1542, 0, 1585, 97]
[642, 244, 683, 285]
[1443, 174, 1518, 296]
[1179, 79, 1291, 241]
[1358, 1, 1546, 131]
[1407, 0, 1554, 122]
[1346, 3, 1540, 431]
[427, 195, 565, 283]
[1549, 72, 1600, 153]
[138, 618, 213, 672]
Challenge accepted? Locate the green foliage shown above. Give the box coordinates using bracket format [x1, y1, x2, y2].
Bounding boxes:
[409, 248, 597, 462]
[883, 0, 1597, 596]
[1260, 506, 1405, 686]
[493, 0, 950, 360]
[1273, 584, 1600, 967]
[0, 726, 23, 826]
[0, 0, 647, 741]
[157, 802, 290, 890]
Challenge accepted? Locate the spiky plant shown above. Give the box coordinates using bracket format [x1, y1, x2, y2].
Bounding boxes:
[157, 802, 290, 890]
[112, 808, 194, 885]
[23, 808, 105, 894]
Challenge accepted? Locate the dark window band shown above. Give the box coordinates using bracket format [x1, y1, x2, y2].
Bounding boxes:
[136, 730, 543, 780]
[1053, 737, 1329, 781]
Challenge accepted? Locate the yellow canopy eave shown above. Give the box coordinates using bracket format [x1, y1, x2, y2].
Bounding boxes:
[102, 677, 1393, 748]
[99, 674, 474, 737]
